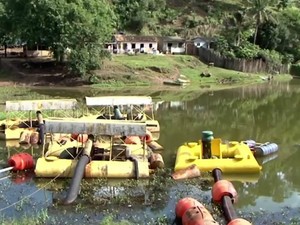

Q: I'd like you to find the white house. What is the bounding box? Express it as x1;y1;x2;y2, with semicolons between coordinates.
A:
161;36;186;54
192;37;212;49
107;34;159;54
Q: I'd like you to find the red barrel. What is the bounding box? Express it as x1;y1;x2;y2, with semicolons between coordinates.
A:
8;153;35;171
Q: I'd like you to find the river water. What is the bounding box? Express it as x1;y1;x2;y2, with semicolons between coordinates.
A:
0;80;300;224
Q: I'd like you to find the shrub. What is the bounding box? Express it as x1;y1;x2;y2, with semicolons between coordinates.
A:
290;64;300;76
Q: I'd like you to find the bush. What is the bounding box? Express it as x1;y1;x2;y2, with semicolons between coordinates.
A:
234;43;260;59
290;64;300;76
257;49;283;65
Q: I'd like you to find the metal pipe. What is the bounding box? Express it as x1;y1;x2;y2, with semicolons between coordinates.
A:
0;166;13;174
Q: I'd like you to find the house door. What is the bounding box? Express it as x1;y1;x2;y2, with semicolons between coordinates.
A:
167;43;172;54
123;43;128;52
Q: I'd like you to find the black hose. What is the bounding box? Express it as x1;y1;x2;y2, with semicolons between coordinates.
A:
64;155;90;205
212;168;222;182
212;168;239;223
127;156;139;180
222;196;238;222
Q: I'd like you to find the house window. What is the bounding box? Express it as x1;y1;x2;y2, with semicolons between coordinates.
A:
132;43;136;49
149;43;153;48
123;43;128;50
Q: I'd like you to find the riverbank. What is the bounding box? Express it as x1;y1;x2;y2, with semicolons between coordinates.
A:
0;55;292;88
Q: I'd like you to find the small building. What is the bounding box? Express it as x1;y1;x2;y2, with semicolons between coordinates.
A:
106;34;159;54
191;37;213;49
160;36;186;54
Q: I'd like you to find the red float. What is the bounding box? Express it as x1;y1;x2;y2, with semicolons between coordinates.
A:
175;197;203;219
182;205;218;225
227;218;252;225
212;180;237;203
71;133;79;140
8;153;35;171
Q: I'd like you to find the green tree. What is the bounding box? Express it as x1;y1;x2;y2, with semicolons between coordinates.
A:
1;0;115;76
223;11;251;46
0;0;18;57
277;6;300;62
245;0;278;44
256;21;280;50
113;0;166;34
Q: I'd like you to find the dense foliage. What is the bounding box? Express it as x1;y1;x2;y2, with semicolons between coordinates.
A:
0;0;115;76
1;0;300;76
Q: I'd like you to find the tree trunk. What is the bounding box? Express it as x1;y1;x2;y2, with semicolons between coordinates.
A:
4;44;7;58
253;17;260;45
253;25;258;44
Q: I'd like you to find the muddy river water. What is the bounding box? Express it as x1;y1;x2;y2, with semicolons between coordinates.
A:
0;80;300;224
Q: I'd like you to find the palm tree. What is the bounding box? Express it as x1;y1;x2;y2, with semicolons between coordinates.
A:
223;11;251;46
245;0;278;44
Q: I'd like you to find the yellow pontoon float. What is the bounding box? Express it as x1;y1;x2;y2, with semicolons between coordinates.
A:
35;118;164;179
0;98;78;140
174;131;262;174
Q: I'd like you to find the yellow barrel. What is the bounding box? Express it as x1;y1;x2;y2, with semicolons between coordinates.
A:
35;157;150;178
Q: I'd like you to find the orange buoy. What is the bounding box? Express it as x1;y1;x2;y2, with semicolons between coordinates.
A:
125;136;142;145
227;218;252;225
71;133;78;140
182;205;218;225
77;134;88;143
71;133;88;143
30;131;39;145
172;164;200;180
149;153;164;169
8;153;35;171
142;130;153;143
175;197;203;219
212;180;237;203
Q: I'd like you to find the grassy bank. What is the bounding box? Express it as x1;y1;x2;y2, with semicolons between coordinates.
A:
92;54;292;89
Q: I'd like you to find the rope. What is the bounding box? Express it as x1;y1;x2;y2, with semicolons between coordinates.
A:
0;167;67;213
0;175;10;181
0;146;83;213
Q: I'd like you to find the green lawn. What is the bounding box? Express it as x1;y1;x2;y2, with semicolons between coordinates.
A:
110;54;291;88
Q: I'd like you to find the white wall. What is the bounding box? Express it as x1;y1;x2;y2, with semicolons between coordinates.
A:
163;42;185;54
121;42;158;53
